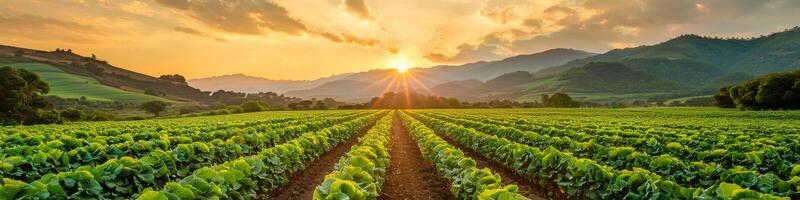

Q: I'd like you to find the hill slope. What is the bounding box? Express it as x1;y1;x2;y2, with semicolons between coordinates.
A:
479;27;800;102
539;27;800;76
0;45;209;102
4;62;170;102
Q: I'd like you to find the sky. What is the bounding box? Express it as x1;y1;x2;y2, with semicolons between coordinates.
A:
1;0;800;80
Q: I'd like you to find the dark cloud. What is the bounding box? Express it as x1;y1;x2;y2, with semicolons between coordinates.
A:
427;0;800;63
174;26;228;42
344;0;374;21
155;0;382;47
155;0;306;35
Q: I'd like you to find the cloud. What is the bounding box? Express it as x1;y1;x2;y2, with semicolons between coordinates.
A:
480;5;517;24
154;0;307;35
343;0;375;21
0;13;102;43
174;26;229;42
155;0;380;47
425;0;800;63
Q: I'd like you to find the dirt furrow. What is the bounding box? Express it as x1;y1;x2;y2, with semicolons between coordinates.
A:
380;113;453;200
267;124;374;200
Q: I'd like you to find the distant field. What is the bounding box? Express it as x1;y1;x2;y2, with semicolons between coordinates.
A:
513;91;668;102
5;62;170;102
664;95;713;104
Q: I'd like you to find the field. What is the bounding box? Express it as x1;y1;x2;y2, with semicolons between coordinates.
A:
1;108;799;199
5;63;171;102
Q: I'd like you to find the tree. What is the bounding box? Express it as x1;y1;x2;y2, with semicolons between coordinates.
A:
140;101;169;116
726;70;800;110
314;101;328;110
159;74;187;84
542;93;580;108
1;66;54;125
145;88;165;97
712;87;736;108
241;101;267;112
60;108;85;121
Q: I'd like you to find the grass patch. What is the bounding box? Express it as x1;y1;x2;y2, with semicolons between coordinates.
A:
5;62;171;102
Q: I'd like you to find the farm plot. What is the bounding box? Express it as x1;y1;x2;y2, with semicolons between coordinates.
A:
2;108;799;200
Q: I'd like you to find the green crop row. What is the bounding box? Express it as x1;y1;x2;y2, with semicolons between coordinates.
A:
418;112;800;196
133;111;387;200
433;112;800;179
0;111;383;199
407;111;789;200
313;111;394;199
0;112;370;182
398;112;529;200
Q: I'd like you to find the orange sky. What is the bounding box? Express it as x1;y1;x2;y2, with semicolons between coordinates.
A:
2;0;799;80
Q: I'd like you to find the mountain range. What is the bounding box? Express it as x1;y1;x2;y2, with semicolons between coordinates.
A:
227;27;800;102
3;27;800;103
190;48;597;101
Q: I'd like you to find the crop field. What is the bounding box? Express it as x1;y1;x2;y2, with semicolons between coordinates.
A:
1;108;799;199
5;63;170;102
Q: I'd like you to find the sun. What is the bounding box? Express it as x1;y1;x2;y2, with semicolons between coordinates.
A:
390;59;412;73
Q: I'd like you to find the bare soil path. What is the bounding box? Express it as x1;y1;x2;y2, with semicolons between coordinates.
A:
439;134;549;200
267;124;374;200
380;113;454;200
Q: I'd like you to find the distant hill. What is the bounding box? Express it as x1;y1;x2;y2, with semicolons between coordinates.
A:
474;27;800;102
0;45;209;102
431;79;483;97
540;27;800;76
555;62;691;93
283;80;386;102
183;48;591;102
187;73;352;94
188;48;594;101
472;71;535;93
423;48;596;81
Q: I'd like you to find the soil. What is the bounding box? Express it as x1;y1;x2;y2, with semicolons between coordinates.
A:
267;124;374;200
379;113;454;200
439;134;549;200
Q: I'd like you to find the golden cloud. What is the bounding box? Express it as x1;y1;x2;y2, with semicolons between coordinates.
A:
155;0;379;47
343;0;375;21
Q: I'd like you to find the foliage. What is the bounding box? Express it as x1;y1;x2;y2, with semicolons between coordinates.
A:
407;109;800;199
135;111;386;199
313;113;393;200
140;101;170;116
59;108;85;121
241;101;268;112
0;110;383;199
725;70;800;110
0;66;54;125
158;74;187;84
713;87;736;108
540;93;579;108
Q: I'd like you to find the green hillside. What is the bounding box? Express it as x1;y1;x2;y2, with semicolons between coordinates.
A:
484;27;800;102
6;62;170;102
0;45;211;103
540;27;800;76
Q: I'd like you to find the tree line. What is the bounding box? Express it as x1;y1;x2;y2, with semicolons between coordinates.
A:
713;70;800;110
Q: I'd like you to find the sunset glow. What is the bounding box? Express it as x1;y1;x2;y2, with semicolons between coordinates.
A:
390;58;412;73
0;1;798;80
